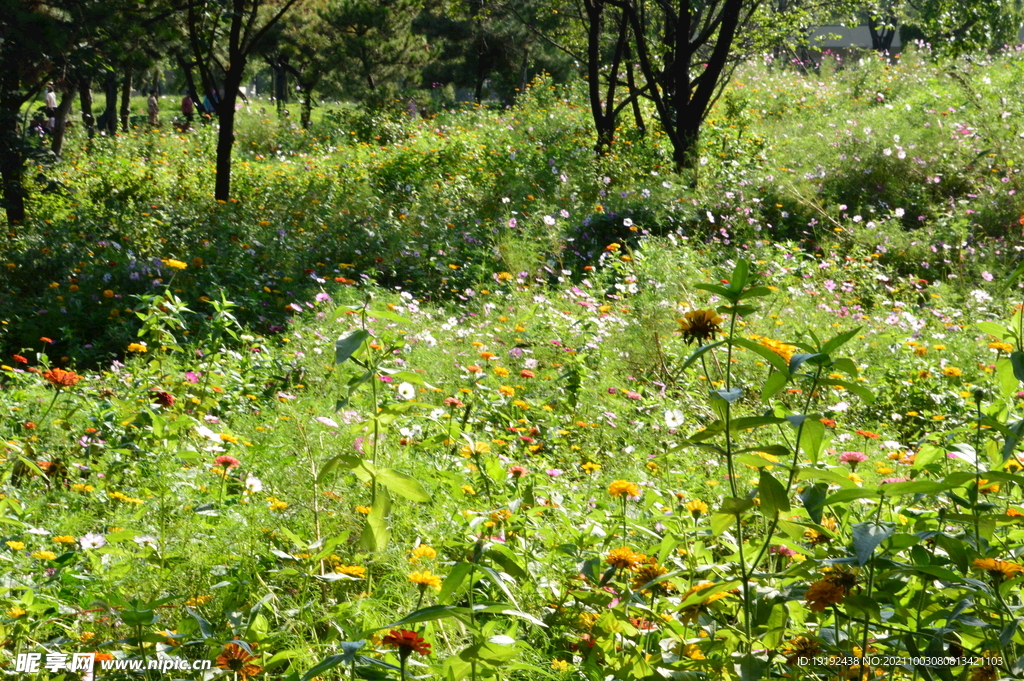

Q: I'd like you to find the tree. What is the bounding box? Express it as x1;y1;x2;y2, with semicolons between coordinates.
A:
185;0;303;200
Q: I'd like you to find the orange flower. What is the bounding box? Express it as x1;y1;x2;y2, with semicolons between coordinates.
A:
972;558;1024;581
43;367;81;388
215;643;262;679
804;579;846;612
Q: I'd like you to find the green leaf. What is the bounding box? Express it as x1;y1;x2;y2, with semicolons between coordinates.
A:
439;562;474;604
978;321;1011;340
913;444;945;470
797;419;826;464
789;353;822;374
798;483;829;524
380;604;466;629
879;480;952;496
851;522;894;566
758;469;790;517
824;488;880;505
1012;351;1024;384
376;468;431;502
358;490;391;552
710;513;734;536
366;308;411;325
761;371;789;401
820;326;862;355
732;336;790;373
818;378;875;404
735;653;768;681
335;329;370;364
681;340;727;371
711;387;743;403
471;604;547;627
301;643;366;681
459;641;519;665
729;259;750;291
719;497;755;515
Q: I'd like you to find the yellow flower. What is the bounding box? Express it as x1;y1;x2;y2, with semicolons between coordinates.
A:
219;433;239;444
804;579;847;612
685;500;709;518
185;594;213;607
31;551;57;560
6;607;26;618
749;334;797;363
53;535;76;544
460;485;476;495
498;385;515;396
127;343;147;352
608;480;641;498
989;341;1013;352
942;366;962;378
408;570;443;591
681;643;705;660
632;559;674;594
355;505;372;515
163;259;188;270
410;545;437;563
972;557;1024;581
103;289;114;298
335;565;366;578
581;462;602;474
5;541;25;551
550;659;571;672
493;366;510;377
267;497;289;512
605;547;645;570
677;309;724;345
71;483;94;493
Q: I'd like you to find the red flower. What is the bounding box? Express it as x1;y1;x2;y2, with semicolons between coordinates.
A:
215;455;241;469
12;355;27;364
151;390;175;407
520;369;535;378
215;643;262;679
855;429;881;439
382;629;431;658
819;418;836;428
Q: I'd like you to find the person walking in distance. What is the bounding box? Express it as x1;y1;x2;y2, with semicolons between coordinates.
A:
148;91;160;126
181;94;194;128
45;84;57;132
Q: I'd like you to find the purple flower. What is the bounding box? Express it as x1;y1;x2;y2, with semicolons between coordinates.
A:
315;292;331;302
185;371;201;383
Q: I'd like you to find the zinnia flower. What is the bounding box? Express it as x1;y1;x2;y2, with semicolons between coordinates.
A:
803;579;847;612
685;500;709;518
163;259;188;270
214;455;241;469
408;570;443;591
605;546;645;570
608;480;641;498
43;368;81;388
382;629;431;658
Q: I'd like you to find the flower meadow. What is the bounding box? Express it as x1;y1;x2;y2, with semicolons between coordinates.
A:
5;49;1024;681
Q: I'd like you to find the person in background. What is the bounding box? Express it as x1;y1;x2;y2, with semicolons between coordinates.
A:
45;84;57;132
148;91;160;126
181;94;194;127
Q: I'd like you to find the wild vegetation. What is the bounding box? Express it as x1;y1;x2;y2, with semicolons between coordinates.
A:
4;45;1024;681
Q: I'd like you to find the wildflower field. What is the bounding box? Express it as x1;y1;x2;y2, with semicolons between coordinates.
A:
7;49;1024;681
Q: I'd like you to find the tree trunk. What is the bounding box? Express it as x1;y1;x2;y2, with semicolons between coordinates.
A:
0;106;26;225
101;74;118;134
215;68;243;201
176;53;202;109
300;83;313;128
625;47;644;134
80;78;95;139
274;62;287;114
120;70;132;132
51;89;76;156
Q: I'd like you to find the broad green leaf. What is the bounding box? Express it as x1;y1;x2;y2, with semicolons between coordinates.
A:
879;480;952;496
820;326;862;355
824;488;880;505
758;469;790;517
335;329;370;364
366;308;411;324
681;340;727;371
380;604;466;629
913;444;945;470
732;337;789;373
978;321;1011;340
761;371;789;401
358;490;391;552
376;468;430;502
439;562;474;604
851;522;894;566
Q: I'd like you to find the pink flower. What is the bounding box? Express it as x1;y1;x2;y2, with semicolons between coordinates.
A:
839;450;867;470
625;391;641;400
770;545;797;557
214;455;240;469
881;477;908;484
508;465;528;478
316;416;339;428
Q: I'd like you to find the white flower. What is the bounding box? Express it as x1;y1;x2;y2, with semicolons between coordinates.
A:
195;425;220;441
831;401;850;412
26;527;49;535
664;409;685;429
895;208;905;217
623;218;633;227
543;215;556;226
245;475;264;493
80;533;106;549
316;416;339;428
397;382;416;400
134;535;158;548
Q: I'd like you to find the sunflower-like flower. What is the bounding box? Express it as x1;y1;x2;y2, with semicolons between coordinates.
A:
972;557;1024;581
677;309;724;345
215;643;262;679
632;559;674;594
678;581;732;622
685;500;709;519
382;629;431;658
605;546;645;570
608;480;641;498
